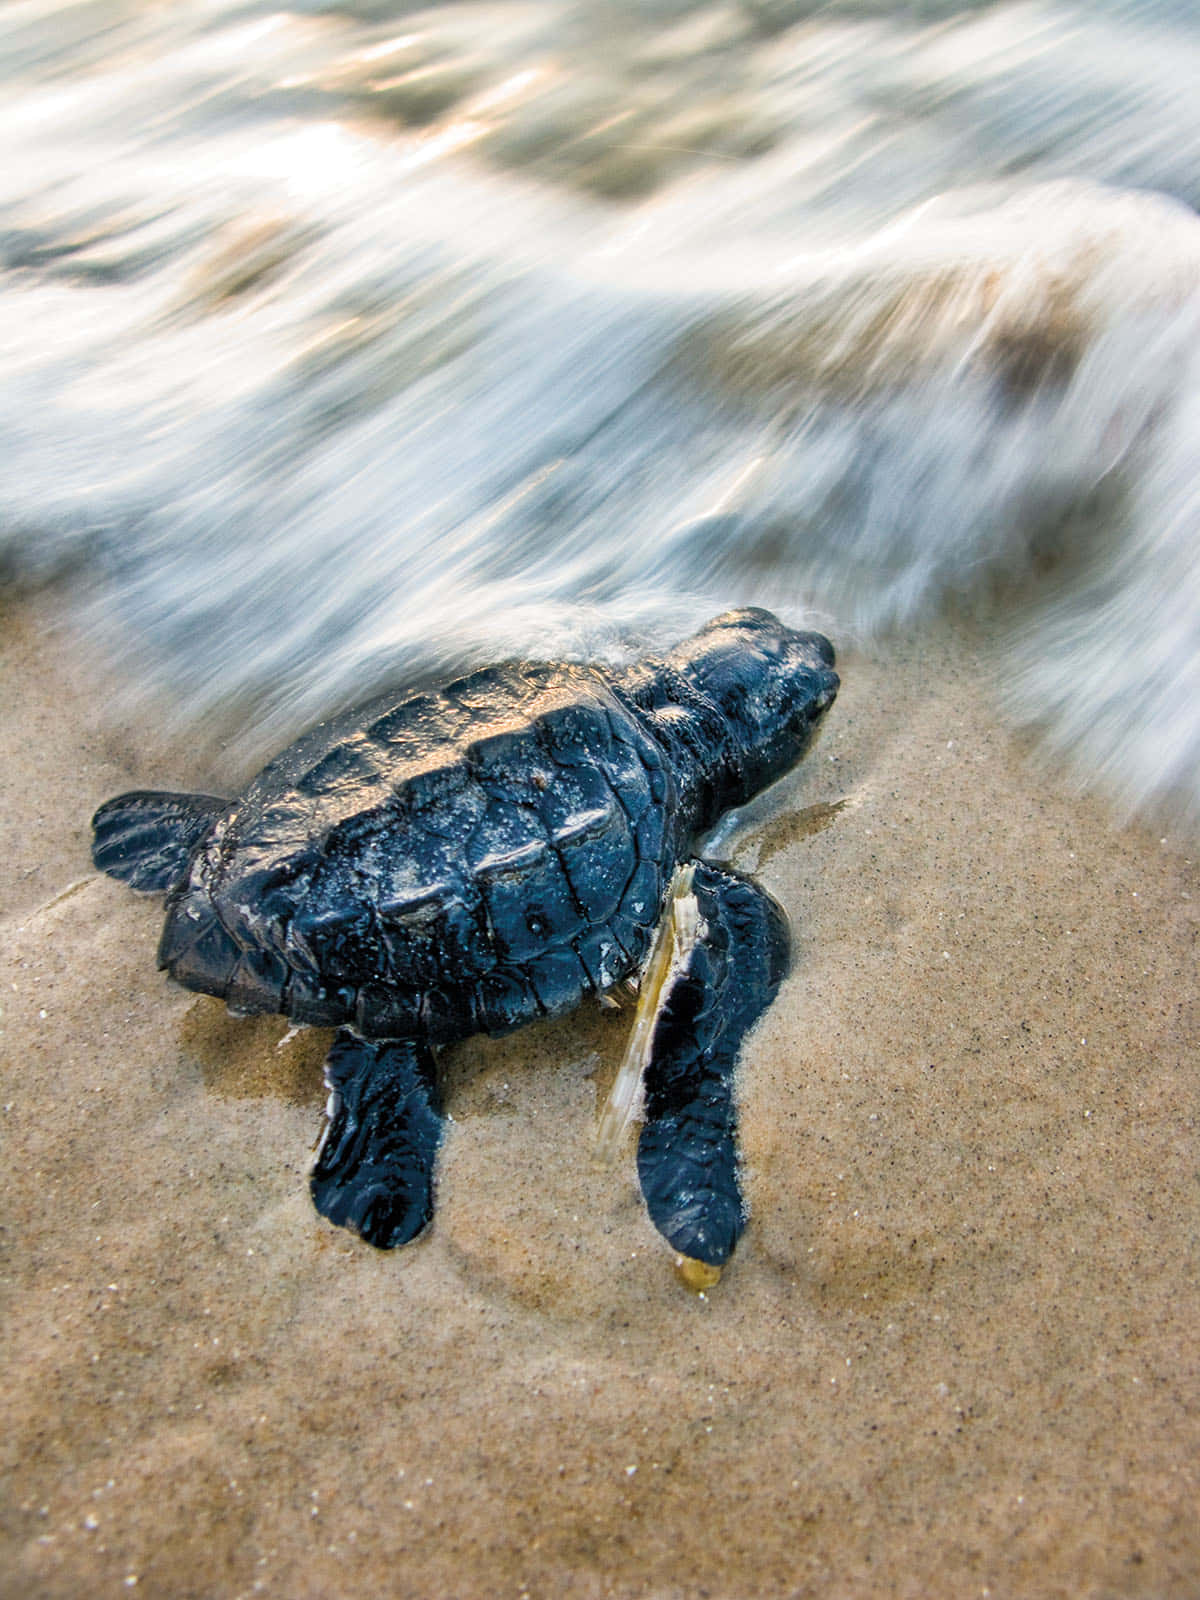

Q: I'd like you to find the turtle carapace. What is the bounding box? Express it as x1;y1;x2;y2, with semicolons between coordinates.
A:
91;609;838;1275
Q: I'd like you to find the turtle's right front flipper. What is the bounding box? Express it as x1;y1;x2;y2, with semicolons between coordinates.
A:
91;790;226;892
310;1031;444;1249
633;862;791;1273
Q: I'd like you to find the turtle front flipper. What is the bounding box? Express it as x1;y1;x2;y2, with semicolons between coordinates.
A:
633;862;790;1273
91;790;226;892
310;1031;444;1249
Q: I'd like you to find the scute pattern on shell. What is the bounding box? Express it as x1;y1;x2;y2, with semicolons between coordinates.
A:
165;660;677;1042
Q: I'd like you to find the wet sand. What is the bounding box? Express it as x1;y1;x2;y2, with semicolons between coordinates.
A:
2;600;1198;1599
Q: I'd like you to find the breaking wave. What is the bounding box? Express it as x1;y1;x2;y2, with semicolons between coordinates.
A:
3;0;1200;817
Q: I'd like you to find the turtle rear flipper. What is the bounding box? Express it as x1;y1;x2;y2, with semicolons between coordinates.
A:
635;862;790;1270
91;790;225;892
311;1031;444;1249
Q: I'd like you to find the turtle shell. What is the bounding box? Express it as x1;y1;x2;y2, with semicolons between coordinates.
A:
161;662;678;1042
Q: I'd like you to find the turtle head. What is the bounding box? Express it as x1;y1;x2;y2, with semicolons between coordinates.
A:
668;608;839;814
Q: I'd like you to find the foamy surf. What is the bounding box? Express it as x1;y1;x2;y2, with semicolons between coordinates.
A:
3;0;1200;819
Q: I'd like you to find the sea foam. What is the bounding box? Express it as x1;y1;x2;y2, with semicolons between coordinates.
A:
3;0;1200;818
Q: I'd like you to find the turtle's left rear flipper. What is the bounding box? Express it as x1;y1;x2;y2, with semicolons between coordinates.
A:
636;863;790;1270
310;1031;444;1249
91;790;226;892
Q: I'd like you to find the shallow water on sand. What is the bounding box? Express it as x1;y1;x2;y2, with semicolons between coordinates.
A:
3;605;1199;1597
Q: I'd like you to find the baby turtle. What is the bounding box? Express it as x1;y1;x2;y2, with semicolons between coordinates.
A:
92;609;837;1272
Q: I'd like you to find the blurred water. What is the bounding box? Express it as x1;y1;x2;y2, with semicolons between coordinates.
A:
2;0;1200;814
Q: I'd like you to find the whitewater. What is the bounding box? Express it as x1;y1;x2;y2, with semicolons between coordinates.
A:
3;0;1200;818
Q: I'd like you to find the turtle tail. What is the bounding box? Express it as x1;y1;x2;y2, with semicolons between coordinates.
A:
91;789;225;893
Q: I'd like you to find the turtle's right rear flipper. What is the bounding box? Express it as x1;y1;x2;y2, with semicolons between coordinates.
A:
311;1031;444;1249
91;790;225;892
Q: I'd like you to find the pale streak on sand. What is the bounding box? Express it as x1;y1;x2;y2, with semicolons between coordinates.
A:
2;600;1198;1599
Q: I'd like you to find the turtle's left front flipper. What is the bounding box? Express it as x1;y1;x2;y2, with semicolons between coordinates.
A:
310;1031;444;1249
636;863;790;1270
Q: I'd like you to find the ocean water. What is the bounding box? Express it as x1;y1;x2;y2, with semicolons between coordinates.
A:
2;0;1200;816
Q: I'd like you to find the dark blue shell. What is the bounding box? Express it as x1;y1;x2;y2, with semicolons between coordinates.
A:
162;662;677;1043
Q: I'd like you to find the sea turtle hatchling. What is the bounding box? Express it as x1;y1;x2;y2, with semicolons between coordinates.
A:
92;609;838;1275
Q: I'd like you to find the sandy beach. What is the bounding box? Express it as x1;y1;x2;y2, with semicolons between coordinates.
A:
2;596;1197;1599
